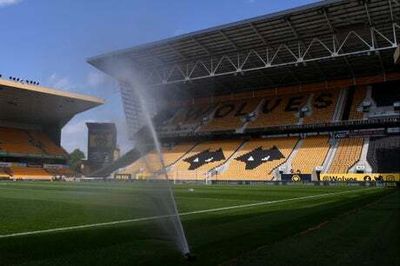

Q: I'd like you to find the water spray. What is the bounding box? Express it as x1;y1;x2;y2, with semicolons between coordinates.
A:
89;59;191;257
124;78;190;256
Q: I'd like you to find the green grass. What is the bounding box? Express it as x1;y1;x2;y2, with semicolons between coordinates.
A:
0;182;397;265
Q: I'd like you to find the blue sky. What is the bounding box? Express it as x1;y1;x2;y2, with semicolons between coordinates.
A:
0;0;319;156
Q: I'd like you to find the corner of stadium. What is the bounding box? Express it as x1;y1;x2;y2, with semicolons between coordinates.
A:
0;78;104;180
88;0;400;185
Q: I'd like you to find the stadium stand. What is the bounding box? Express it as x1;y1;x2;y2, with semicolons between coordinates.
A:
303;90;339;124
166;104;216;131
0;76;103;180
45;167;74;177
162;143;199;166
90;78;400;181
0;128;43;155
88;0;400;183
291;136;330;174
247;94;308;129
200;98;261;131
95;79;400;181
0;127;66;156
367;136;400;173
122;152;160;178
348;86;366;120
119;142;198;178
328;138;364;173
170;140;242;180
217;137;298;180
10;166;52;180
29;131;66;156
0;167;10;179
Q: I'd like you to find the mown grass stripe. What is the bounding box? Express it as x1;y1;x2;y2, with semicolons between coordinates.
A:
0;187;376;239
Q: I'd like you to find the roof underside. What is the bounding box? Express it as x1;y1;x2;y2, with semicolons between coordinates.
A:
0;79;104;127
89;0;400;97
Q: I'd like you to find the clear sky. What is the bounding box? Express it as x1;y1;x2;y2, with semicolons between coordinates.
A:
0;0;319;156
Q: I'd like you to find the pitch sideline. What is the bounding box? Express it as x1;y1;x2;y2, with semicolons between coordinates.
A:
0;187;376;239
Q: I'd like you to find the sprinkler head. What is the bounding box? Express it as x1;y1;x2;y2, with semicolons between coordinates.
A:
184;253;196;261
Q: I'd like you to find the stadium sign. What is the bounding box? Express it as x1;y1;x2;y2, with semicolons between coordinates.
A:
281;174;312;182
43;164;67;169
321;173;400;182
114;174;131;180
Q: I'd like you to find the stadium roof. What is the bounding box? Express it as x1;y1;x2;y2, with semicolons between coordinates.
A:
88;0;400;96
0;78;104;127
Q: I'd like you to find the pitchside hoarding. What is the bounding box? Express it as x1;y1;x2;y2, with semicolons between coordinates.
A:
281;174;312;182
320;173;400;182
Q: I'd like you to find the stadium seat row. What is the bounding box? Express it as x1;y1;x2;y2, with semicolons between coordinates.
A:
160;87;364;133
0;166;73;180
117;133;396;181
0;127;67;157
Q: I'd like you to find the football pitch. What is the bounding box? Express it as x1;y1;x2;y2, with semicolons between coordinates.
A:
0;182;398;265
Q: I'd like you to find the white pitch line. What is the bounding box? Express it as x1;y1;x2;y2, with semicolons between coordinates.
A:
0;188;375;239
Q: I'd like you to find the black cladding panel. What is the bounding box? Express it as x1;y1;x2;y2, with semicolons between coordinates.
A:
372;80;400;107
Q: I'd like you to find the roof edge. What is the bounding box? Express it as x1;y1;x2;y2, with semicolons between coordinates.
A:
0;78;105;105
87;0;344;64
